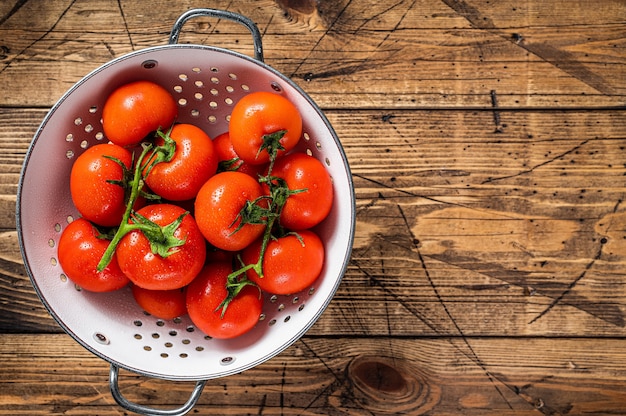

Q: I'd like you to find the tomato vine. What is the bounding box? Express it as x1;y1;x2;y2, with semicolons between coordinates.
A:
96;132;186;272
214;129;307;316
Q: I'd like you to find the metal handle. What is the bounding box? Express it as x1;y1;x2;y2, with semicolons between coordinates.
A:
109;364;207;416
168;8;264;62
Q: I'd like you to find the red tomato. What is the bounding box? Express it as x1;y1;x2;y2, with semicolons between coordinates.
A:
70;143;135;227
267;152;334;230
145;123;218;201
229;91;302;165
186;262;262;339
242;229;324;295
131;285;187;320
116;204;206;290
57;218;129;292
102;80;178;147
213;131;265;177
194;171;267;251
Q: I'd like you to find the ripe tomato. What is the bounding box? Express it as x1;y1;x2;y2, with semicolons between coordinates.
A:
102;80;178;147
242;229;324;295
116;204;206;290
267;152;334;230
229;91;302;165
186;262;262;339
57;218;129;292
131;285;187;320
194;171;267;251
213;131;265;177
145;123;218;201
70;143;134;227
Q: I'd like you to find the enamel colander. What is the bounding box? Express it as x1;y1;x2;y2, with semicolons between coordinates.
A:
16;9;355;415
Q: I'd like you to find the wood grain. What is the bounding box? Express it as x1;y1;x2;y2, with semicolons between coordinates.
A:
1;334;626;415
3;109;626;338
2;0;626;414
0;0;624;108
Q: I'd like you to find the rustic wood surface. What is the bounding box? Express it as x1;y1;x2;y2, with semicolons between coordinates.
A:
1;0;625;415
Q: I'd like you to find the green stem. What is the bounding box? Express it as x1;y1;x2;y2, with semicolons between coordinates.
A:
143;127;176;179
257;129;286;173
97;144;154;271
96;127;184;272
226;212;277;282
215;128;312;317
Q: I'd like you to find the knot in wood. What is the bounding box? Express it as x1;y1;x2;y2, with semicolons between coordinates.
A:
352;358;405;394
346;355;439;414
275;0;326;28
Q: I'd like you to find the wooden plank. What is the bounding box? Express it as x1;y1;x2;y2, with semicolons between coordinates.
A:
0;0;624;108
3;1;625;414
1;334;626;415
3;108;626;337
323;108;626;337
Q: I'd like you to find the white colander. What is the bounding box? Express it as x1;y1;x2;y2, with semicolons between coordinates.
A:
16;9;355;416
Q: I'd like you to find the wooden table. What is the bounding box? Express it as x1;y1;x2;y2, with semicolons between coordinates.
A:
2;0;626;414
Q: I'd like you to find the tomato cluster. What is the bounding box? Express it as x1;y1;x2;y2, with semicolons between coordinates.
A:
58;80;334;339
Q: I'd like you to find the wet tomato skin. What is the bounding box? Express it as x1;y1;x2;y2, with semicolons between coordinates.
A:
145;123;218;201
213;131;266;177
131;285;188;320
194;171;267;251
186;262;263;339
102;80;178;147
70;143;135;227
57;218;130;292
229;91;302;165
265;152;333;230
116;204;206;290
242;229;324;295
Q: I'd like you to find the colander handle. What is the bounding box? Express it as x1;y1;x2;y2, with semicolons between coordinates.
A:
168;8;264;62
109;364;207;416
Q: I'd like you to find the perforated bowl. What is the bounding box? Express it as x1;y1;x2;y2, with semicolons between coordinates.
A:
16;9;355;416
